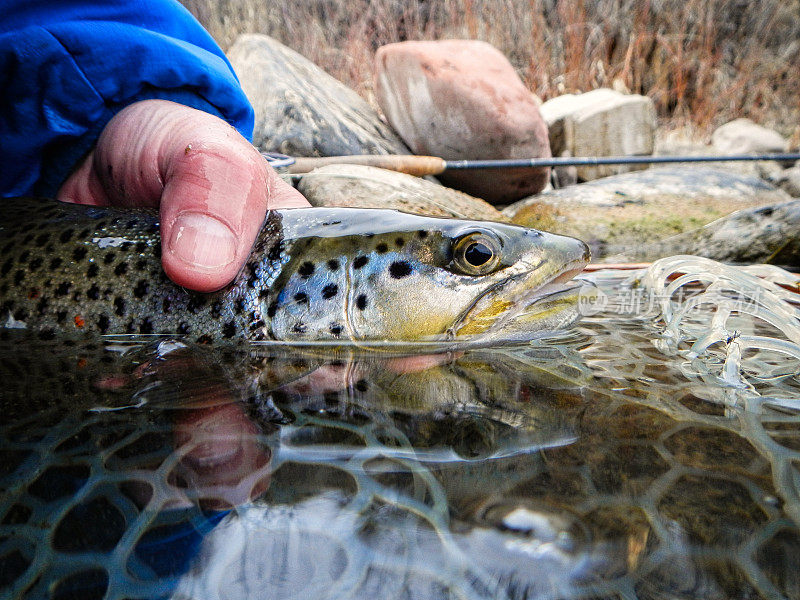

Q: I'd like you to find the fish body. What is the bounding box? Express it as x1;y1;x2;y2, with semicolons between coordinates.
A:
0;198;590;342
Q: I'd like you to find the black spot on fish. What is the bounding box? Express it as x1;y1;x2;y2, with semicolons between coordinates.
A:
28;257;43;272
37;328;55;341
327;259;340;271
294;292;308;304
268;241;284;262
267;302;278;318
163;298;172;313
54;281;71;297
356;294;368;310
376;243;389;254
1;258;12;276
321;284;338;299
177;323;190;335
126;319;136;334
18;250;29;263
35;297;48;314
235;299;246;314
136;241;147;253
56;311;67;323
35;233;49;246
139;318;153;334
0;242;12;255
97;314;110;334
329;323;342;336
49;257;63;270
136;259;147;270
355;380;369;392
114;262;128;276
298;262;315;278
82;263;97;278
153;245;161;259
395;237;405;248
72;290;82;302
222;320;237;338
249;319;265;331
103;252;115;265
417;230;428;239
197;334;212;345
133;280;149;299
12;308;27;321
186;295;206;313
87;285;100;300
292;322;307;333
353;256;369;269
389;261;413;278
60;229;74;244
211;301;222;318
113;297;126;317
78;228;90;239
22;234;33;245
73;247;87;261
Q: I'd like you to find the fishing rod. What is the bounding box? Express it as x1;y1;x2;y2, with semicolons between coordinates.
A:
262;152;800;177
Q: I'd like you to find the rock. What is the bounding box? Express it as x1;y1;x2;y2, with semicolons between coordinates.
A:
228;34;409;157
711;118;788;156
769;164;800;197
503;167;791;260
650;200;800;266
374;40;550;204
538;89;656;181
295;164;508;221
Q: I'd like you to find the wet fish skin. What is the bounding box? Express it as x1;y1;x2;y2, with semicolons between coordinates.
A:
0;198;590;342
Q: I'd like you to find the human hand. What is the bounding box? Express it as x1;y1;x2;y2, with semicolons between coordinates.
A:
58;99;310;292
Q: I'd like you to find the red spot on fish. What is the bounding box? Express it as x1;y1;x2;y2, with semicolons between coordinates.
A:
74;315;85;328
27;289;39;299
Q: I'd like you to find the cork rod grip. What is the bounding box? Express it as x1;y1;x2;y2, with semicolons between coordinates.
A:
287;155;448;177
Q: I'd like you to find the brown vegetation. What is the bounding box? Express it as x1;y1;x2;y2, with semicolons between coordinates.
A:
181;0;800;135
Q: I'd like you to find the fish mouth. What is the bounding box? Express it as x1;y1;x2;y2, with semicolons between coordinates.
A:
452;255;590;338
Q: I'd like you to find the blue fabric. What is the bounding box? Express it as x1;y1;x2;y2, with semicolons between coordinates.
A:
0;0;255;197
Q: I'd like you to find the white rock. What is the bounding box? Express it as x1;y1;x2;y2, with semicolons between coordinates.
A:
539;89;656;181
711;118;788;156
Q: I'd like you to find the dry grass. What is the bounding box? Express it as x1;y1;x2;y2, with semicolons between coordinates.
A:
181;0;800;136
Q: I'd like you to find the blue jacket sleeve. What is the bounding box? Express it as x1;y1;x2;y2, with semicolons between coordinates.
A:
0;0;255;197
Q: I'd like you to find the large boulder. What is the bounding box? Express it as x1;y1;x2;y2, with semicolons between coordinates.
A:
711;118;788;156
228;34;410;157
647;200;800;266
503;167;791;260
770;163;800;197
538;89;656;181
374;40;550;204
295;164;508;221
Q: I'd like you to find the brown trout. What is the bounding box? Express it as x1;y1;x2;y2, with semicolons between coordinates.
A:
0;198;590;343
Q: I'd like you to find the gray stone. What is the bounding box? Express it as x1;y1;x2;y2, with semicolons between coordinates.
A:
538;89;656;181
649;200;800;266
295;164;508;221
711;118;788;156
503;167;791;260
228;34;409;157
769;164;800;197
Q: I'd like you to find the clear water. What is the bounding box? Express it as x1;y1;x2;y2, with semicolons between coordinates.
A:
1;257;800;600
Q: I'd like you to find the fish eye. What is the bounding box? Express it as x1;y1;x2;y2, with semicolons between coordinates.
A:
452;231;502;275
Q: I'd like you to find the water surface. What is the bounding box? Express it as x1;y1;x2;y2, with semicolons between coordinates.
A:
2;259;799;600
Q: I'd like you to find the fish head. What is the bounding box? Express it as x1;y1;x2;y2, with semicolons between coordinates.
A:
265;209;590;342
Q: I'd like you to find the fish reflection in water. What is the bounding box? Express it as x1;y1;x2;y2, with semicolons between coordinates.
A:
2;262;800;600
